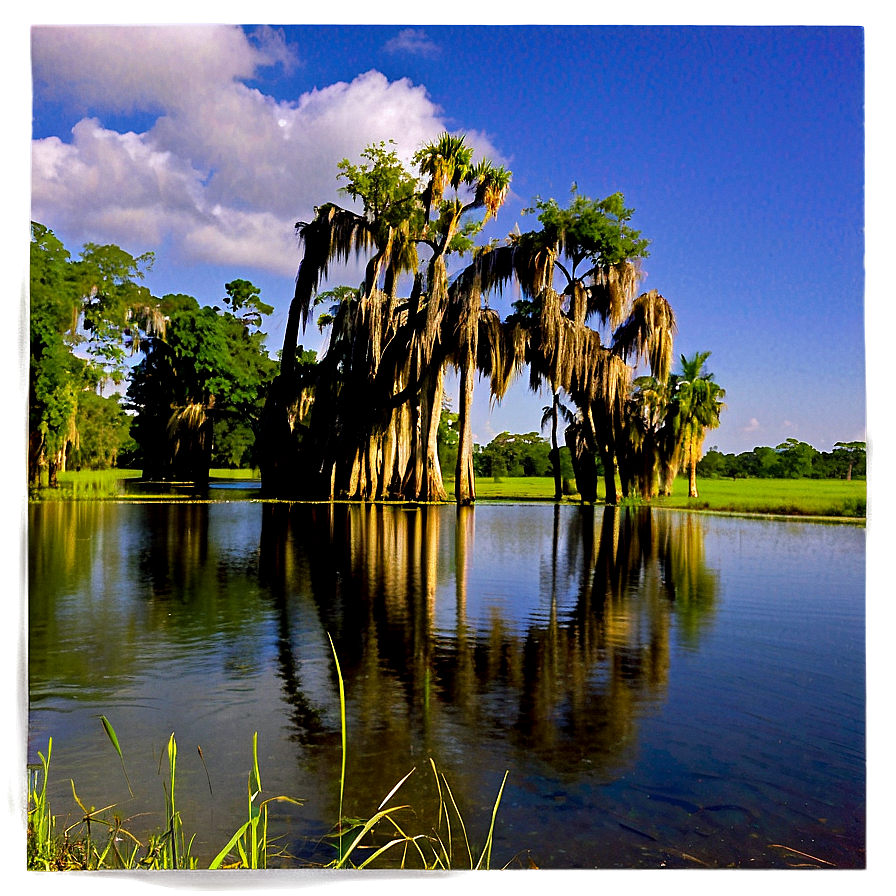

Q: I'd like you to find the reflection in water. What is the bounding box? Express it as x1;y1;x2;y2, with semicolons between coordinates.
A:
258;504;718;778
30;501;863;868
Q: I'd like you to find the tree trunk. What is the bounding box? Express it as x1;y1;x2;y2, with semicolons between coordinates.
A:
421;368;447;502
598;443;619;505
455;357;476;506
28;432;44;487
550;391;562;501
688;458;699;498
565;426;598;504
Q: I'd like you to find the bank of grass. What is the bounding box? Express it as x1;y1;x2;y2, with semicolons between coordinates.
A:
31;469;866;518
457;475;865;519
28;468;143;500
29;468;257;500
209;468;261;479
654;476;866;518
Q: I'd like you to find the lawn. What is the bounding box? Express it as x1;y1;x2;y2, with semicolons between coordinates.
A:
654;476;866;518
34;470;866;518
452;475;866;518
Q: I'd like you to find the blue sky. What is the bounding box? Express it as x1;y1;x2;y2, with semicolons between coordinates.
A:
26;21;866;454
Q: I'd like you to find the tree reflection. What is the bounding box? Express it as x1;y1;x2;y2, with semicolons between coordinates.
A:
267;504;718;780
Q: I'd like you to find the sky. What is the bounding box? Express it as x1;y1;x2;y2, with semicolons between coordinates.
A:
22;19;868;456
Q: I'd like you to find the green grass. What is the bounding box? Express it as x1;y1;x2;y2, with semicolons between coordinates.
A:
654;476;866;518
450;476;569;501
28;641;512;871
29;469;142;500
32;469;866;518
209;468;261;480
447;475;865;518
29;468;259;501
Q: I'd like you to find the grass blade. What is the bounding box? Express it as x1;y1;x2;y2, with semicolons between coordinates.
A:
439;771;472;867
251;731;262;794
197;745;213;795
376;767;415;811
100;715;133;796
209;821;251;869
333;805;412;868
475;770;509;870
327;632;347;828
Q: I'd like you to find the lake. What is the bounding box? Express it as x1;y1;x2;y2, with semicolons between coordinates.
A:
27;499;865;869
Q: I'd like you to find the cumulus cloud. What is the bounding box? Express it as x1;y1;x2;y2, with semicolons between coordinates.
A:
743;418;760;432
384;29;440;57
31;25;502;277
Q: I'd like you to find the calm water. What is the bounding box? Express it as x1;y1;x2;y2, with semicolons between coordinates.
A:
28;501;865;868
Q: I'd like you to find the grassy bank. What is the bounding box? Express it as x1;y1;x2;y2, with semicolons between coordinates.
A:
457;475;866;518
30;470;866;518
29;468;257;500
654;476;866;518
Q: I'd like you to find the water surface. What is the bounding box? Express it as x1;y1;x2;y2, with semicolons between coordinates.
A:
28;502;865;868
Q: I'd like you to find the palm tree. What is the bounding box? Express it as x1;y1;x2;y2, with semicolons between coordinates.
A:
540;391;575;500
668;351;726;498
464;190;674;504
263;137;513;504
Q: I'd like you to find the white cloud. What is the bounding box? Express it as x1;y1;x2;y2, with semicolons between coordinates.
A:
31;26;504;277
743;417;760;432
384;29;440;57
31;24;288;113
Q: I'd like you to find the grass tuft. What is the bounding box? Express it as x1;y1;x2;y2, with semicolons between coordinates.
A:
28;651;512;872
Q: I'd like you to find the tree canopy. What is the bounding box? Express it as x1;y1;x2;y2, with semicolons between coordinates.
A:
29;222;279;487
127;287;278;481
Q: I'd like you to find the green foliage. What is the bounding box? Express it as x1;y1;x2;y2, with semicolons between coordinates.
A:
69;391;135;470
698;440;866;481
437;404;459;475
73;241;155;382
338;140;423;238
524;185;651;274
29;223;163;486
127;285;278;479
223;278;274;322
314;285;360;332
473;431;554;478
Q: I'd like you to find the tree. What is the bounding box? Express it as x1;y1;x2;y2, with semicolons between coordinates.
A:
264;136;512;504
667;352;726;498
72;241;160;386
774;438;818;479
833;441;866;480
128;285;277;481
69;392;135;470
466;186;674;503
475;431;553;478
29;223;162;487
540;392;576;499
437;403;460;478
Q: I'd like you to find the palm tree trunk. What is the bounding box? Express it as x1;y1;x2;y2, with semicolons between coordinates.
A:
565;426;598;504
688;457;699;498
551;390;562;501
455;357;476;505
421;368;447;502
598;443;619;505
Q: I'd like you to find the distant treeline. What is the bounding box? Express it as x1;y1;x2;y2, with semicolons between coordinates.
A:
697;439;865;480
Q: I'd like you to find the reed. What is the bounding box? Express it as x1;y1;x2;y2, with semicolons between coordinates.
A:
321;633;510;870
209;732;303;869
27;642;512;871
